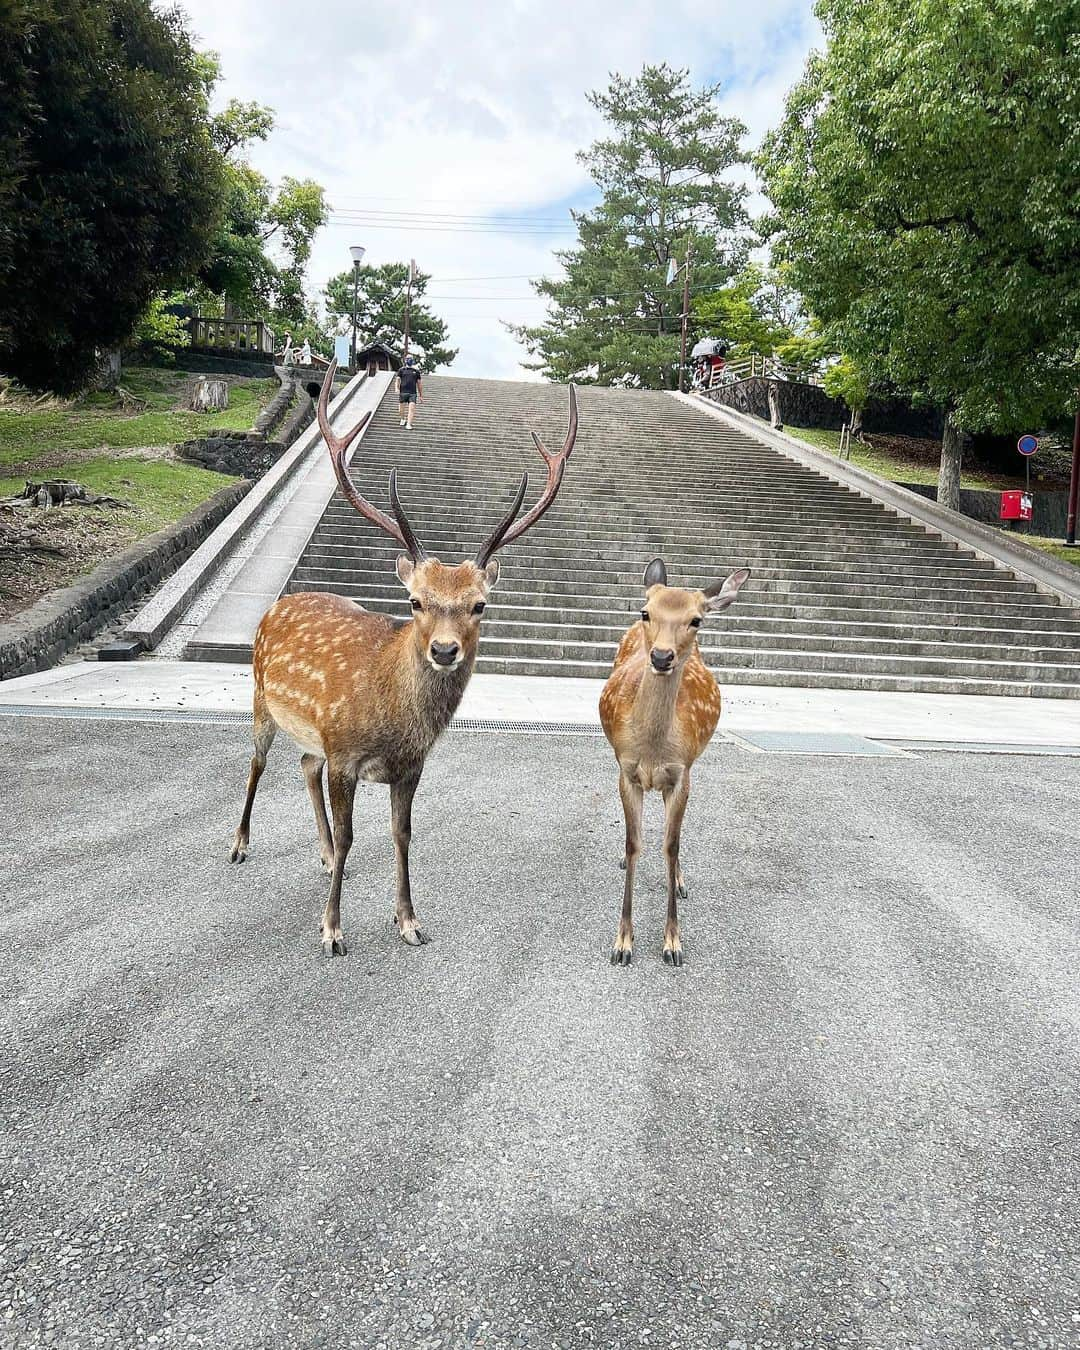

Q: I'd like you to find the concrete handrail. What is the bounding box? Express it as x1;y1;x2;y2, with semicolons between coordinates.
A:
127;368;371;649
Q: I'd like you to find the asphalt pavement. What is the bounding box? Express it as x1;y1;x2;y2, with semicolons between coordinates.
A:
1;716;1077;1349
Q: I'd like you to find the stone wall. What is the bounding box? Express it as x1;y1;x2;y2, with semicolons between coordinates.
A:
900;482;1069;537
176;367;315;480
704;378;944;438
0;482;249;680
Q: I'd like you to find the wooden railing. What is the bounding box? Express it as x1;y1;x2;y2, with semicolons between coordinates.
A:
188;318;276;355
719;353;827;387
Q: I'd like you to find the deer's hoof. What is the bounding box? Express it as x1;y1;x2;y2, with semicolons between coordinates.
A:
321;933;347;958
610;944;632;967
618;857;627;871
229;842;247;864
662;945;685;968
399;924;430;947
676;881;689;900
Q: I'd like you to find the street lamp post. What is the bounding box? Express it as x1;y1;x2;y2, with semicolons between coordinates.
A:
349;244;366;371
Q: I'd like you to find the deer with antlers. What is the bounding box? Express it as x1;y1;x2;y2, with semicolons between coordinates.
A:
229;361;578;956
599;557;751;967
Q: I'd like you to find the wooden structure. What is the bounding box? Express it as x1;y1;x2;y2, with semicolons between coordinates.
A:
355;342;402;377
188;317;275;356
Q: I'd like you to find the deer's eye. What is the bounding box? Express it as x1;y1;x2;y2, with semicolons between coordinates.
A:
689;616;702;629
472;601;486;616
410;598;423;611
641;610;650;622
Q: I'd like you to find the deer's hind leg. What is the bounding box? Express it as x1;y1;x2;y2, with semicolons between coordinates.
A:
230;687;277;863
301;753;335;874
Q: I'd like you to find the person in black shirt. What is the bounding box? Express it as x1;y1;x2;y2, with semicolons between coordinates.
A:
396;356;422;429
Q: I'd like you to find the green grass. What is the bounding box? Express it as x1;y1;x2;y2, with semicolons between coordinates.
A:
1013;535;1080;568
0;366;276;468
0;457;236;538
787;425;1022;491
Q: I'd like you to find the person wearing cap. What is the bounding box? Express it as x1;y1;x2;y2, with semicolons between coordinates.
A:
396;356;422;429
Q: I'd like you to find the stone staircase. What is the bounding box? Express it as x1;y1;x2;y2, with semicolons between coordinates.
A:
286;376;1080;697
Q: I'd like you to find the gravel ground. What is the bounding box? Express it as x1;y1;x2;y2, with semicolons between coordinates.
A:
0;718;1077;1349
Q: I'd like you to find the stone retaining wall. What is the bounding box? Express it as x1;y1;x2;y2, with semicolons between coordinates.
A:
176;430;289;479
0;482;250;680
900;481;1069;538
704;378;945;438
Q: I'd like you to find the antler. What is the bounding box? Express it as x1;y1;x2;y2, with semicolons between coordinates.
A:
315;360;426;560
476;384;578;567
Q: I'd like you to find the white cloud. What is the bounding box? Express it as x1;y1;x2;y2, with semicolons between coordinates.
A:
173;0;818;378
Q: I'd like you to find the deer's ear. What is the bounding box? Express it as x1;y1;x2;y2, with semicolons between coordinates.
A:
703;567;751;612
643;557;668;589
483;558;500;589
396;555;415;587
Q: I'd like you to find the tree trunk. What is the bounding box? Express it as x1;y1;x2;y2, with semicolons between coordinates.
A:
188;377;229;413
850;407;864;441
938;410;963;512
92;348;122;392
767;381;783;430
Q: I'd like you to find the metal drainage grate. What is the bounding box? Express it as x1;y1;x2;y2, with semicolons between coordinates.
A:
0;704;604;736
727;730;909;757
452;718;603;736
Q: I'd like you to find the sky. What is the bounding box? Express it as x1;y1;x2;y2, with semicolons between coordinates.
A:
173;0;820;380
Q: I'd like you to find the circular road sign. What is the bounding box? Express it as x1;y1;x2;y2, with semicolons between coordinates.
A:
1018;434;1039;456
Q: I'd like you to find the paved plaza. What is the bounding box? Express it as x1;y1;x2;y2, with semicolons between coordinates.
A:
1;709;1077;1347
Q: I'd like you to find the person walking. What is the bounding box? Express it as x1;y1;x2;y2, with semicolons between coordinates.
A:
396;356;422;429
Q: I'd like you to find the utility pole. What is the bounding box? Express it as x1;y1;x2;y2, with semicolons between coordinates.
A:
403;258;416;359
1066;406;1080;546
678;239;693;394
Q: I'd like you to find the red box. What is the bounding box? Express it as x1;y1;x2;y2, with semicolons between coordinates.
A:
1000;490;1033;521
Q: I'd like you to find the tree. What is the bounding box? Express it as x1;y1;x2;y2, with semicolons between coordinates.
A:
822;353;872;438
513;64;748;388
0;0;226;393
758;0;1080;509
691;264;798;355
193;77;328;321
324;263;457;371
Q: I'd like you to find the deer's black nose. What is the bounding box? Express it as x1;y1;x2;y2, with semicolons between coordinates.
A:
650;648;675;672
430;641;460;667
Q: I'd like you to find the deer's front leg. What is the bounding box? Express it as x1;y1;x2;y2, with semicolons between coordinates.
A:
321;765;357;957
391;772;430;947
661;772;690;966
611;768;643;967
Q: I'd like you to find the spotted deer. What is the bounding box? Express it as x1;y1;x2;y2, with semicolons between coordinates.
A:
599;557;751;966
230;361;578;956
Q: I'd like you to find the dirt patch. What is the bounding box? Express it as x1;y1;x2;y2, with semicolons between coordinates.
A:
861;431;943;467
0;503;138;623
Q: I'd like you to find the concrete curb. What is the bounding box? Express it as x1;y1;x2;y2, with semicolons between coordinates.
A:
126;369;369;650
674;393;1080;608
0;481;250;680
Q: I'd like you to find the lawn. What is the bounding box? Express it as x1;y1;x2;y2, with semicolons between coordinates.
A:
0;364;268;624
0;365;277;468
786;424;1030;491
1013;535;1080;569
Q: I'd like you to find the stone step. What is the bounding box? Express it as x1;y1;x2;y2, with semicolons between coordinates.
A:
339;594;1080;643
280;376;1080;696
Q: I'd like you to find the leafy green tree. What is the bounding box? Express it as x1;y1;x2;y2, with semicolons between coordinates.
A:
691;265;797;355
758;0;1080;508
514;64;748;388
822;353;872;436
0;0;226;393
194;79;328;320
130;295;191;363
325;263;457;371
